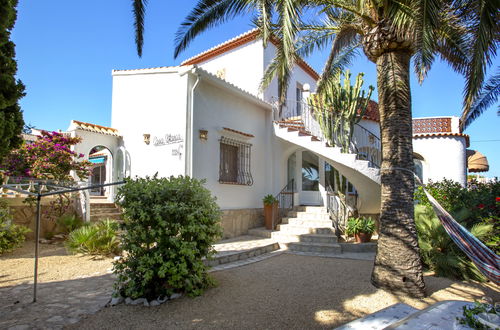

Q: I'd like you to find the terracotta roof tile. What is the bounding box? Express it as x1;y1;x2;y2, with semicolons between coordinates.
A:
362;100;379;122
222;127;255;138
71;120;120;136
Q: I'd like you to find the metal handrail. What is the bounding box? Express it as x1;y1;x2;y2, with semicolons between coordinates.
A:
273;99;381;168
326;185;354;237
271;179;295;230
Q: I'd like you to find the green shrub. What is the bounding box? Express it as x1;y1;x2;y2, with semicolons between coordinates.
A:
262;194;277;205
65;219;121;256
415;205;493;281
57;214;84;234
415;179;499;254
0;200;30;254
345;216;375;236
113;175;222;300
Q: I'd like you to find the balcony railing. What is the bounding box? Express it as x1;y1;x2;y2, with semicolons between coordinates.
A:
274;99;381;168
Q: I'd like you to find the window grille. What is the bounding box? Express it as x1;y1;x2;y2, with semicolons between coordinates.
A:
219;137;253;186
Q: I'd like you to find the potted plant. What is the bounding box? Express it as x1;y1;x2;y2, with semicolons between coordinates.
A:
263;194;278;230
345;216;375;243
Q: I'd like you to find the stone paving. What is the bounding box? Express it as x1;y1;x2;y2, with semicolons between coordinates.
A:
0;235;374;330
0;272;114;330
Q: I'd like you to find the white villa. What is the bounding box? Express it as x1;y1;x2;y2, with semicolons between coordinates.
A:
54;29;487;238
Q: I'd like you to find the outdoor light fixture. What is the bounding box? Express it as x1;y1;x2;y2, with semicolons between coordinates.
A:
199;129;208;141
143;134;151;145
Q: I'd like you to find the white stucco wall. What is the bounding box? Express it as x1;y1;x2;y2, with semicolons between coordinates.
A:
197;40;264;97
191;78;274;210
263;43;318;104
111;68;188;178
413;136;467;186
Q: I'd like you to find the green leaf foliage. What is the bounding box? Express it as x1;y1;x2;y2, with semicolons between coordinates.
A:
0;0;25;161
56;214;84;234
345;216;375;236
113;175;223;300
65;219;121;256
262;194;277;205
415;179;499;254
414;204;493;282
0;200;29;254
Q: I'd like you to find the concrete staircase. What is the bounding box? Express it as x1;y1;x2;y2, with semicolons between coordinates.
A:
89;198;122;222
249;206;342;255
274;120;381;214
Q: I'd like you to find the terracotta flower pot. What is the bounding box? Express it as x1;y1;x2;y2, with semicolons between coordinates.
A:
355;232;372;243
263;202;278;230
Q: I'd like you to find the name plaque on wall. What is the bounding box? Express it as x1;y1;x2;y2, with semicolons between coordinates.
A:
153;134;183;146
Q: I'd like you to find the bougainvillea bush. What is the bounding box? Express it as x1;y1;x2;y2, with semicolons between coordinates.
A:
0;131;90;180
113;175;222;300
0;131;91;221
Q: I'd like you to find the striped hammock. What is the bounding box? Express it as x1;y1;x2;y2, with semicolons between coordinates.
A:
422;188;500;285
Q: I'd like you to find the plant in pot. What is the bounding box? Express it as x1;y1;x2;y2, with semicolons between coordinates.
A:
262;194;278;230
345;216;375;243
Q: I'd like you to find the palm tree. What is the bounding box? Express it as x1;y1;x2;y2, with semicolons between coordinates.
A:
131;0;498;298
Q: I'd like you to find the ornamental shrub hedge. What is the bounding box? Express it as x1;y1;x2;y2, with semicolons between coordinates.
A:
113;175;222;300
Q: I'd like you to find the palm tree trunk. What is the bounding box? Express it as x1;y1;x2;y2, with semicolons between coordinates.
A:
371;50;426;298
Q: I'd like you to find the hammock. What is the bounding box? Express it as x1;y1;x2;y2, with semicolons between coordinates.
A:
422;188;500;285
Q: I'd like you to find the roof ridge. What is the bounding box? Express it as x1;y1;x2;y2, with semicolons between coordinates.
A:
180;29;320;80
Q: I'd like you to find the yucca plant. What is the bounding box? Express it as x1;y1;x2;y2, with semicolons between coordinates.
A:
56;214;84;234
65;219;121;256
414;205;492;282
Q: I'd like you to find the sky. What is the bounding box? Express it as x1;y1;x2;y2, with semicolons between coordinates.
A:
11;1;500;178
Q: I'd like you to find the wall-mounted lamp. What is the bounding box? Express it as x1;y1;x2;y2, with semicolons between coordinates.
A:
143;134;151;145
199;129;208;141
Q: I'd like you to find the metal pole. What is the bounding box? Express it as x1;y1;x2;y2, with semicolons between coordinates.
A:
33;188;41;303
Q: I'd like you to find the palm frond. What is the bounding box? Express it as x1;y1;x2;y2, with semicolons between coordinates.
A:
412;0;442;83
132;0;148;57
317;43;360;93
461;67;500;130
255;0;273;46
462;0;499;115
434;10;470;76
174;0;252;59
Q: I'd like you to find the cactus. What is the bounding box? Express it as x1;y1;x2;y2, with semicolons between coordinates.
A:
308;71;374;153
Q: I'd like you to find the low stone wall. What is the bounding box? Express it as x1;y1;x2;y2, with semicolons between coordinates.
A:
220;208;264;239
2;196;78;240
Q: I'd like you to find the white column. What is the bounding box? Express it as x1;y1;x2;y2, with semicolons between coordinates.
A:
319;157;326;206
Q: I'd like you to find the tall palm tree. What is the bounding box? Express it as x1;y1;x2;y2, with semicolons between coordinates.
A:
131;0;498;297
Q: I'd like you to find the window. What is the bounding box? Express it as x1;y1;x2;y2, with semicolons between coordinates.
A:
219;137;253;185
296;85;303;116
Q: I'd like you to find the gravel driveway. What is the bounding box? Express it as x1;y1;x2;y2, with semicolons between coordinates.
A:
69;253;499;330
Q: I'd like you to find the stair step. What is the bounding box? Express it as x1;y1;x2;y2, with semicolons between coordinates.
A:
339;242;377;253
293;206;327;213
335;303;419;330
90;213;122;221
280;124;305;130
203;242;280;267
287;211;330;219
286;242;341;254
299;234;338;244
282;218;333;227
276;225;335;235
90;203;117;208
